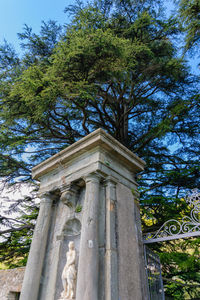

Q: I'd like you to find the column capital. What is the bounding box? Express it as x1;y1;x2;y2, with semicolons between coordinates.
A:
84;171;104;184
39;192;53;204
104;175;118;186
39;189;61;204
60;183;78;206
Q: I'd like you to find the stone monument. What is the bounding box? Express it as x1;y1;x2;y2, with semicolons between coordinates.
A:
19;129;148;300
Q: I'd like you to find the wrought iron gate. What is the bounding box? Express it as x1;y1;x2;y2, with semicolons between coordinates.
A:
144;246;165;300
142;189;200;299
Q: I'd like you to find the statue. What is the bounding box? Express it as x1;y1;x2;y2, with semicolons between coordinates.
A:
59;241;77;300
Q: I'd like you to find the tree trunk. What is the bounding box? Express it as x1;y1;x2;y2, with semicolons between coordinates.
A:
119;104;129;146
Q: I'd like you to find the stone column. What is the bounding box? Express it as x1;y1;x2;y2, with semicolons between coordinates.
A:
105;177;118;300
76;173;101;300
20;192;53;300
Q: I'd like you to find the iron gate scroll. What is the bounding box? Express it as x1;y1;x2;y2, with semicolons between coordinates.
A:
142;190;200;299
143;189;200;244
144;246;165;300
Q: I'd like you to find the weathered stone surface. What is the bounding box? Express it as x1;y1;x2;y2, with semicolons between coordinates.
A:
32;128;145;194
76;173;101;300
20;129;147;300
116;183;144;300
0;267;25;300
20;193;53;300
38;189;81;300
105;177;118;300
32;128;145;181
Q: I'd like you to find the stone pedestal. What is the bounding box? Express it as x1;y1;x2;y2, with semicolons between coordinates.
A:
20;129;148;300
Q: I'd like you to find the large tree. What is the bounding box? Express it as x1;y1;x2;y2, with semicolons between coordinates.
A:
179;0;200;53
0;0;199;297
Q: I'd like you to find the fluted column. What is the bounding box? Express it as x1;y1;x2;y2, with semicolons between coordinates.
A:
20;192;53;300
76;173;101;300
105;176;118;300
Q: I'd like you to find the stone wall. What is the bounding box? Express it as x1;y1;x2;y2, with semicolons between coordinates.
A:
0;267;25;300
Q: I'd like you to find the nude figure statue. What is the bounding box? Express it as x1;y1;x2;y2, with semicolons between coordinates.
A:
60;241;77;299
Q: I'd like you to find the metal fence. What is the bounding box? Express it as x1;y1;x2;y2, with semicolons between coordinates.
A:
144;246;165;300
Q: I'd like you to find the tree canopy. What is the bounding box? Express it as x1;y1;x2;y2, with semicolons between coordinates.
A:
0;0;199;298
179;0;200;53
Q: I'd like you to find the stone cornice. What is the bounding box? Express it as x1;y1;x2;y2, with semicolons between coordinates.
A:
32;128;146;180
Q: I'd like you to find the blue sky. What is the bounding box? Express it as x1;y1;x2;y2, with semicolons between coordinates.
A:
0;0;174;49
0;0;199;73
0;0;74;52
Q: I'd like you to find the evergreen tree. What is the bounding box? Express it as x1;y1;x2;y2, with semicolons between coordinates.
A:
0;0;199;297
179;0;200;53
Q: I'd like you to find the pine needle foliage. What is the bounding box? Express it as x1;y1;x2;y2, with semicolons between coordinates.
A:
0;0;199;297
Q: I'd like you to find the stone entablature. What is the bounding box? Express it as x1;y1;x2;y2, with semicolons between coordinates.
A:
32;128;145;194
0;267;25;300
32;128;145;179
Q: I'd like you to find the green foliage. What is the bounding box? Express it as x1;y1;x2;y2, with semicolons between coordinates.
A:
0;1;199;297
75;205;82;213
179;0;200;52
0;188;39;268
141;194;200;298
160;239;200;299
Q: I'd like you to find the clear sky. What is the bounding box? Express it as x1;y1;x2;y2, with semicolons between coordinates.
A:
0;0;174;49
0;0;74;52
0;0;199;73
